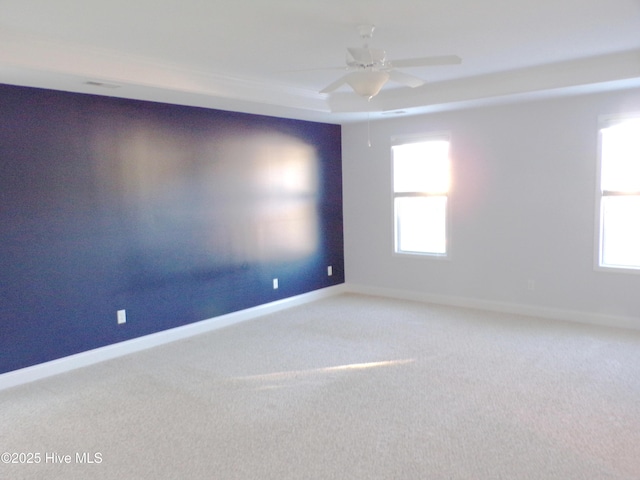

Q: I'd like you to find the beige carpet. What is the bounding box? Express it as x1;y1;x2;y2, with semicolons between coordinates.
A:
2;293;640;479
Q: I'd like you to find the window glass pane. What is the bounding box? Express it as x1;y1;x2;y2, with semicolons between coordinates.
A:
393;141;449;193
601;196;640;268
395;196;446;254
601;120;640;192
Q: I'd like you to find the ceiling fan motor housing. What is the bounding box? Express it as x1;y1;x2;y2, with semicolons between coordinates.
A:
347;47;387;70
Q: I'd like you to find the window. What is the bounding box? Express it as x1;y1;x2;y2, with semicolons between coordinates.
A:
392;136;450;256
597;116;640;271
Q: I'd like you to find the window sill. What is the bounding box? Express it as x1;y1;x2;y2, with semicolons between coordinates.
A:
393;251;450;260
594;264;640;275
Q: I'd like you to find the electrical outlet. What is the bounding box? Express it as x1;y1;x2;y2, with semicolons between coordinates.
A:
117;309;127;325
273;278;279;289
527;279;536;291
327;265;333;276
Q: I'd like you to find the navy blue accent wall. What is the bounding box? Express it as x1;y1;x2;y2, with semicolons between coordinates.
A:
0;84;344;374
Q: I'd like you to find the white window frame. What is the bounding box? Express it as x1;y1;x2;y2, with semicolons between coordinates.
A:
391;133;451;259
595;113;640;274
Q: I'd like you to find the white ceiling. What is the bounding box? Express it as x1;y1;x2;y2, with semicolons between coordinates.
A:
1;0;640;123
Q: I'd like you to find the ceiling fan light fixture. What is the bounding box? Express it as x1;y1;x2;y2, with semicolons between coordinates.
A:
316;25;461;101
346;71;390;99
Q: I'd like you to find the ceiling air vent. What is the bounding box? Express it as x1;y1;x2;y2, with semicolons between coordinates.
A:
84;80;122;89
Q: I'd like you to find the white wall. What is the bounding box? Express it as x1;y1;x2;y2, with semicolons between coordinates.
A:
342;88;640;327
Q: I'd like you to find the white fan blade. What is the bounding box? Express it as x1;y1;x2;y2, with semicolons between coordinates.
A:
391;55;462;68
388;70;426;88
280;66;346;73
320;75;349;94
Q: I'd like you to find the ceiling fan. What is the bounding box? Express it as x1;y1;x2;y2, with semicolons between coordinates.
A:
320;25;462;99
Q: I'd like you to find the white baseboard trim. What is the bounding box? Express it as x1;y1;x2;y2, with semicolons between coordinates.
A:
345;283;639;332
0;284;347;391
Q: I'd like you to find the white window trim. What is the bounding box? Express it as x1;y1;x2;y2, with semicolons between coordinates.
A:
390;132;452;260
594;113;640;275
